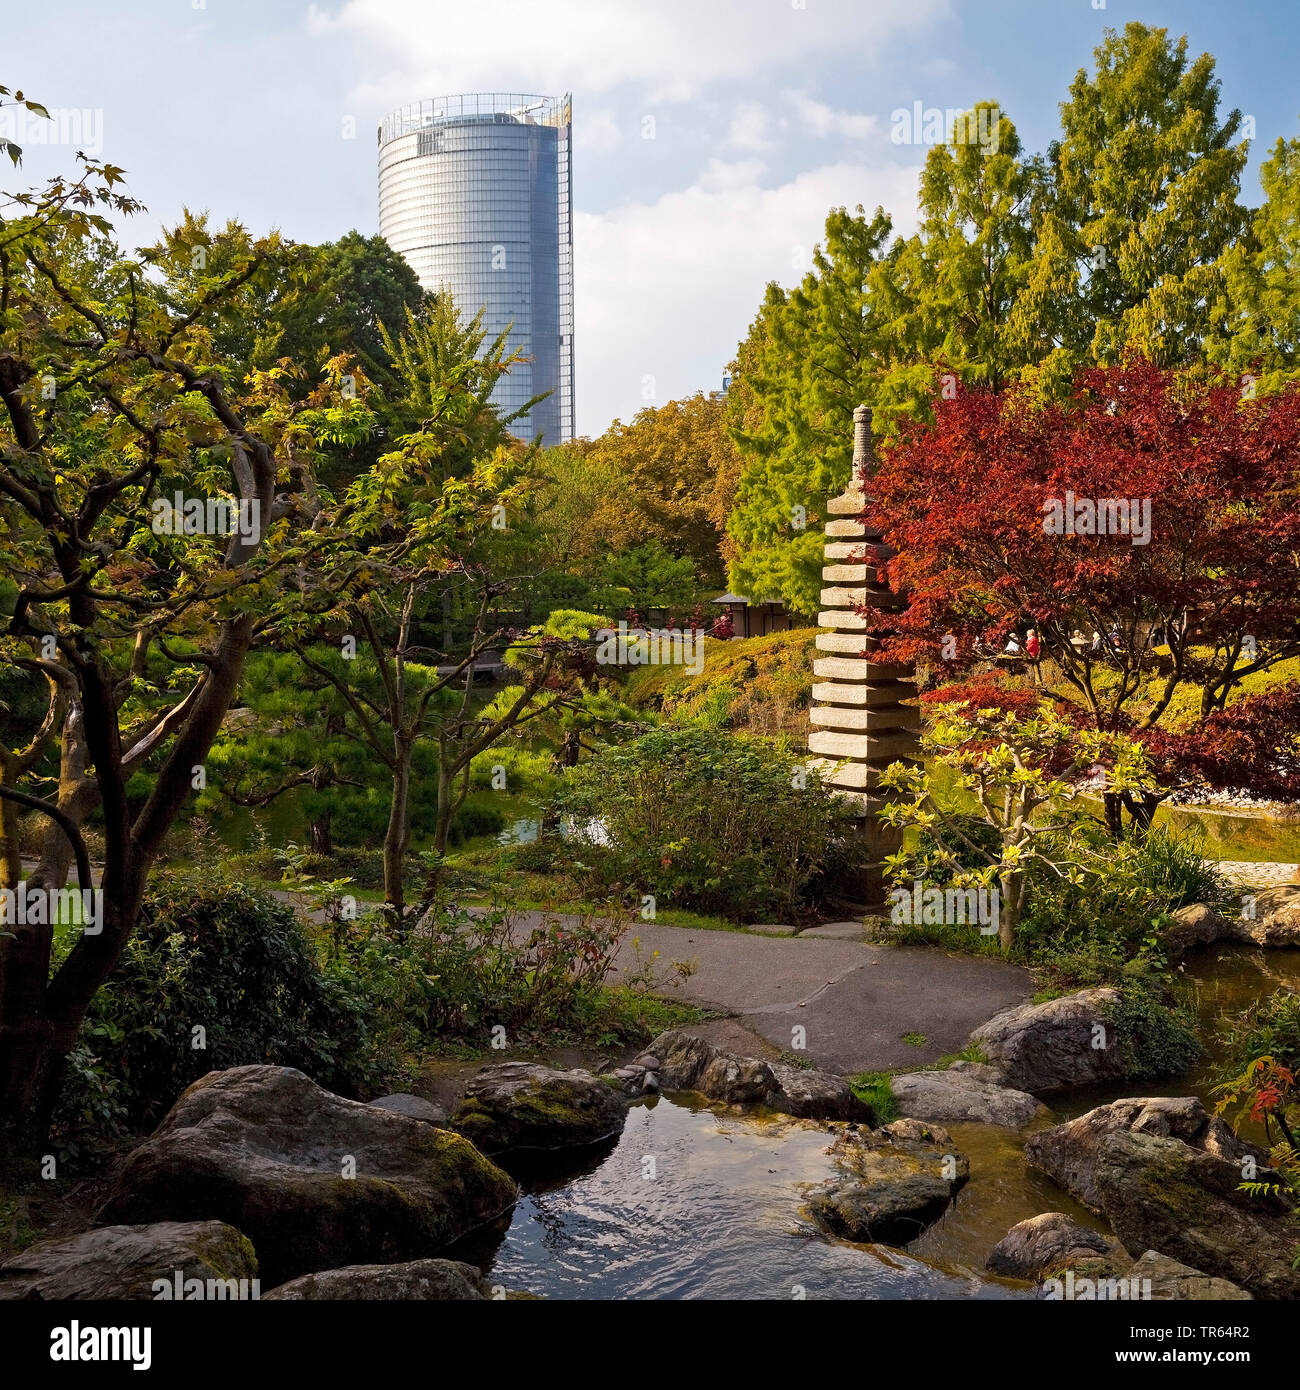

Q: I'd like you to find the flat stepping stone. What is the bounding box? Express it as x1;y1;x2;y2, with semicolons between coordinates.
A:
890;1069;1050;1129
264;1258;488;1300
370;1094;448;1127
450;1062;628;1154
746;923;797;936
799;921;869;940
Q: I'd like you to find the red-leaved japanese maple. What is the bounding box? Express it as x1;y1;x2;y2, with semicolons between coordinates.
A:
864;362;1300;830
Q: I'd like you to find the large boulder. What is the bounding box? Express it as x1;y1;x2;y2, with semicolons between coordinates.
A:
641;1029;871;1121
806;1126;969;1246
1129;1250;1253;1301
1026;1097;1298;1299
450;1062;628;1154
1160;891;1300;954
1025;1096;1253;1212
1233;885;1300;947
986;1212;1122;1280
1163;902;1234;957
264;1258;488;1300
97;1066;518;1286
890;1070;1050;1129
0;1221;257;1301
969;987;1189;1095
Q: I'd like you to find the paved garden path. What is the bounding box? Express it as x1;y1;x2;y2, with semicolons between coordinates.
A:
1214;860;1299;889
30;856;1293;1077
507;910;1034;1076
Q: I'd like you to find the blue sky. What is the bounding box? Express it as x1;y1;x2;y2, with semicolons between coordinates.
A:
6;0;1299;437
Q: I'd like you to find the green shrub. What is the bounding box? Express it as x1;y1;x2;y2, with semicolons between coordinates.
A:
321;846;385;888
556;726;865;921
469;745;557;794
625;629;815;736
1218;989;1300;1078
56;873;378;1139
503;837;564;874
443;798;507;847
1016;824;1223;983
1102;982;1200;1080
331;902;637;1049
1122;822;1228;910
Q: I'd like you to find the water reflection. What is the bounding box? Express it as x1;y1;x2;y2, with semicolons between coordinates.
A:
452;1095;1028;1300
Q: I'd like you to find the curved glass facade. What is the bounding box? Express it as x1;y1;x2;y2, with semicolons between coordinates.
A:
378;93;574;445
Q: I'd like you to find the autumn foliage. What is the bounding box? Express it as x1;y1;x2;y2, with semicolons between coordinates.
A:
1147;683;1300;801
865;362;1300;814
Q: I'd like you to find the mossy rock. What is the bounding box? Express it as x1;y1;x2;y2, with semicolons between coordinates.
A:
96;1066;519;1286
450;1063;629;1155
806;1128;969;1246
1025;1097;1300;1299
0;1221;258;1300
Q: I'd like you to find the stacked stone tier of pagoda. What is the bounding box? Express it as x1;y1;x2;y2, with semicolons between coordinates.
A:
807;404;920;900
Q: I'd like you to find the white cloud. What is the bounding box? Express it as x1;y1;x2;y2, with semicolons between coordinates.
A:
697;157;768;191
724;101;775;152
309;0;952;107
785;91;879;140
573;158;923;436
580;107;623;154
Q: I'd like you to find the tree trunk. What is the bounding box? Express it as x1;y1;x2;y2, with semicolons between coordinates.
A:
1102;790;1125;840
0;608;257;1153
433;758;454;860
310;813;333;857
0;906;58;1160
30;708;100;890
0;779;21;889
557;728;581;768
0;866;147;1162
0;1013;66;1163
998;869;1022;953
383;740;412;924
1126;791;1162;839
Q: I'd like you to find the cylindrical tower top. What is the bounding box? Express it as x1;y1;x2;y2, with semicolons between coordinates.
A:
377;91;574;445
378;93;571;147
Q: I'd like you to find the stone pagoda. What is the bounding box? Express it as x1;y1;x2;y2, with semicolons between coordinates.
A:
807;404;919;904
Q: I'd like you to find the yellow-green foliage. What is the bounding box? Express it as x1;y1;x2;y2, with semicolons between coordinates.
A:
624;629;816;734
1056;652;1300;731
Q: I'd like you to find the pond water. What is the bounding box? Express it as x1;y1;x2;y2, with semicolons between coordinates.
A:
451;1095;1028;1300
1049;942;1300;1133
497;816;607;847
448;943;1300;1300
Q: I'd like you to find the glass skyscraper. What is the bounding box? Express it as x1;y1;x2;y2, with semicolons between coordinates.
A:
378;93;574;445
